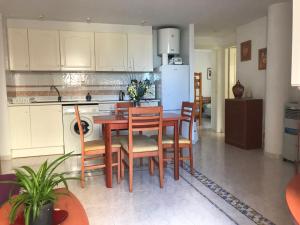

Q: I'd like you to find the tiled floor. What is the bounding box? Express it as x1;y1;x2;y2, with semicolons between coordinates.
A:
0;123;295;225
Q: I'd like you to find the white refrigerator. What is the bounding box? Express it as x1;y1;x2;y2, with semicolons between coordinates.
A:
159;65;190;111
158;65;198;143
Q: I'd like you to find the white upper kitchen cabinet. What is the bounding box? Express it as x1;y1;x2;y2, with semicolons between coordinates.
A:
60;31;95;71
28;29;60;71
128;33;153;72
7;28;30;71
9;106;31;149
30;105;64;148
95;32;127;71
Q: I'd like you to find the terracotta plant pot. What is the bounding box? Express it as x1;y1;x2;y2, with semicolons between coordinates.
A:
232;80;244;99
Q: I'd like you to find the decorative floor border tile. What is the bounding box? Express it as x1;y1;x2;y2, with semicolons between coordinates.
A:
181;163;276;225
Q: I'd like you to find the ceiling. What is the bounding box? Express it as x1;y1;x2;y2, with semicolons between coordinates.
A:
0;0;290;36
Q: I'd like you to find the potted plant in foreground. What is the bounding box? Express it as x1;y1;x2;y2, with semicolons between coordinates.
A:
7;153;78;225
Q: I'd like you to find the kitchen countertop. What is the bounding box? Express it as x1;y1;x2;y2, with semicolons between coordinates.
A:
8;99;160;106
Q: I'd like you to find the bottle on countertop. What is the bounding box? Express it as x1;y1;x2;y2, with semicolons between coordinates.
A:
86;93;92;101
119;90;125;101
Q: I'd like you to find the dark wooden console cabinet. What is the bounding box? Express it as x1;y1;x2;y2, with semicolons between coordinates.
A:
225;98;263;149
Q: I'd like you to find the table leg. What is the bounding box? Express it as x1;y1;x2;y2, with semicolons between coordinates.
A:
174;121;179;180
104;124;113;188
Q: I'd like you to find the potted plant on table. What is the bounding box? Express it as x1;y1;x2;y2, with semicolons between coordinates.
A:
7;153;78;225
127;79;152;106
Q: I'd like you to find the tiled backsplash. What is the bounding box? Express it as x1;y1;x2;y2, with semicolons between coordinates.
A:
7;72;160;101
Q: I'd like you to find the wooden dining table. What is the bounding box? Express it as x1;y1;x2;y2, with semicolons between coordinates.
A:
93;113;182;188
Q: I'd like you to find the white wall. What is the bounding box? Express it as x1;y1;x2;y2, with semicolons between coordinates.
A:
152;29;162;68
195;33;236;49
236;17;267;99
180;25;190;65
264;2;292;157
216;48;225;133
0;14;10;159
194;49;214;97
188;24;195;102
291;0;300;86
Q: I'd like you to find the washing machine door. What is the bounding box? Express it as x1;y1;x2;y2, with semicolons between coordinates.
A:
71;116;94;137
64;115;96;155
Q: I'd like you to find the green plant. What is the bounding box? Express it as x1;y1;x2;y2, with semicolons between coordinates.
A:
8;153;78;225
127;79;152;103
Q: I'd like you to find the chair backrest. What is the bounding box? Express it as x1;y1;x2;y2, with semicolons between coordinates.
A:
115;102;134;116
115;102;134;135
74;105;85;155
180;102;196;142
128;106;163;153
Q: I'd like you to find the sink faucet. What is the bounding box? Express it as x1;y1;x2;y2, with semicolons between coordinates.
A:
50;85;62;102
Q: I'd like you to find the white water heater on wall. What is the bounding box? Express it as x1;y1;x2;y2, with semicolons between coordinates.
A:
158;28;180;55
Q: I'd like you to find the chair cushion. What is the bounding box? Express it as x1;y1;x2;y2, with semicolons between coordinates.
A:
151;135;191;145
120;135;158;153
84;136;123;152
84;140;105;152
0;174;20;206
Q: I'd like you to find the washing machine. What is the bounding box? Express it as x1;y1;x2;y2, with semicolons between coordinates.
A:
63;104;102;155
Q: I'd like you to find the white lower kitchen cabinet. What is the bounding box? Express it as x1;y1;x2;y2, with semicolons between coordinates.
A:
9;105;64;158
30;105;64;148
9;106;31;149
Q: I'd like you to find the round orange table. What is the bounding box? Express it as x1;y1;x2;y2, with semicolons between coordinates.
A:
0;189;89;225
286;174;300;225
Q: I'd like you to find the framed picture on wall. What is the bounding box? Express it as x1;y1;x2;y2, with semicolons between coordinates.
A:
258;48;267;70
207;68;212;80
241;40;252;61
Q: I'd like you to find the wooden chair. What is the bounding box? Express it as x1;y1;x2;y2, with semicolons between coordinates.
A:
74;105;121;188
115;102;144;167
156;102;196;174
115;102;134;116
120;106;164;192
114;102;133;135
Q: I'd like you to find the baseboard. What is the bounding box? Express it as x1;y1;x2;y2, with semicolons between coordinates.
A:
11;146;64;158
0;155;12;161
264;151;282;159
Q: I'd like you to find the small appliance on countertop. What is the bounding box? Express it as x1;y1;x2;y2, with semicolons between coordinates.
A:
169;57;183;65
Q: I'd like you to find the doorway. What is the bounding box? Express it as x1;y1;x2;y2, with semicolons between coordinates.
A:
194;49;216;129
